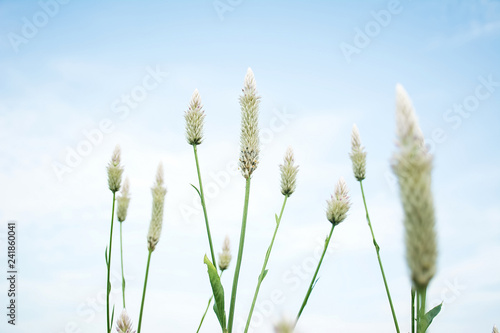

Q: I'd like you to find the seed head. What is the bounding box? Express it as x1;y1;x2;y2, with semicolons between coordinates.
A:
493;325;499;333
349;124;367;181
218;236;232;271
239;68;261;179
147;163;167;252
107;145;123;193
326;177;351;225
116;309;135;333
117;177;131;222
184;89;206;145
280;146;299;196
392;84;437;290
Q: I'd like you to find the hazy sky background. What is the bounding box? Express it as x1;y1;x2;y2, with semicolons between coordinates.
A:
1;0;499;332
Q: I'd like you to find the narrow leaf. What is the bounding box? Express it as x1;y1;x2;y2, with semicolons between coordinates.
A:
190;184;202;199
275;214;279;224
105;246;108;265
419;303;442;331
204;255;227;331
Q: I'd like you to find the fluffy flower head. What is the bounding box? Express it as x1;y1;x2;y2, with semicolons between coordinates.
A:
184;89;205;145
218;236;232;271
326;177;351;225
349;124;367;181
107;145;123;193
117;177;131;222
392;84;437;289
280;146;299;196
147;163;167;252
239;68;261;179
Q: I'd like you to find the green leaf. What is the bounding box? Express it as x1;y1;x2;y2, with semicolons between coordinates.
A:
204;255;227;331
190;184;202;199
105;246;108;266
275;214;279;224
419;303;442;331
259;269;268;282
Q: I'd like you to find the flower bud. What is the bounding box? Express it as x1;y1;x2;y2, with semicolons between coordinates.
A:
218;236;232;271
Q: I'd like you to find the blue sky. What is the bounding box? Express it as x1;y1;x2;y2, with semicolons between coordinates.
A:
0;0;499;332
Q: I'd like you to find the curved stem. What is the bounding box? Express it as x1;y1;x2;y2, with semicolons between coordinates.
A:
119;221;126;308
106;192;116;333
244;195;288;332
227;178;251;333
360;181;400;333
193;145;217;270
137;249;153;333
196;271;224;333
296;223;335;323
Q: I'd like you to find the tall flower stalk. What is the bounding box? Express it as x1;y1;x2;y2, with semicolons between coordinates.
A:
227;68;261;333
296;178;351;323
185;89;217;268
392;84;438;333
349;124;400;333
117;177;131;308
137;164;167;333
106;145;123;333
245;147;298;332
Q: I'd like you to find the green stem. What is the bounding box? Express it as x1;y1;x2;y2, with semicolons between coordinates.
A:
296;223;335;323
411;288;416;333
106;192;116;333
227;177;252;333
417;287;427;333
193;145;217;270
359;181;400;333
119;221;126;308
244;195;288;333
137;249;153;333
197;271;224;333
416;289;421;332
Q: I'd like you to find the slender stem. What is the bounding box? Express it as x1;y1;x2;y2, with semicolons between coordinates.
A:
416;289;420;332
417;287;427;333
359;181;400;333
227;177;252;333
197;271;224;333
137;249;153;333
193;145;217;270
119;221;126;308
411;288;416;333
296;223;335;323
106;192;116;333
244;196;288;332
